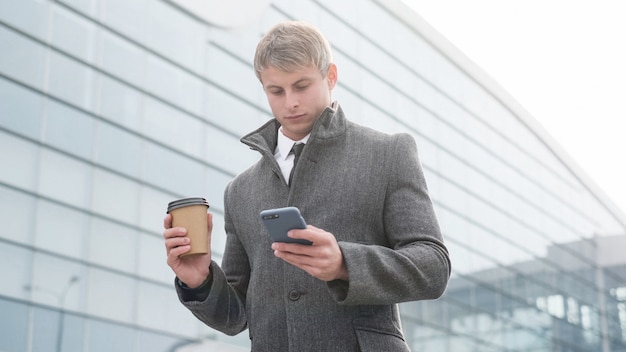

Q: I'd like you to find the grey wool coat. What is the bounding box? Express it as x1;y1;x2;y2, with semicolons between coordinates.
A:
176;102;450;351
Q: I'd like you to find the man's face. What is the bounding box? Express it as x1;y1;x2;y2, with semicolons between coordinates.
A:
260;64;337;141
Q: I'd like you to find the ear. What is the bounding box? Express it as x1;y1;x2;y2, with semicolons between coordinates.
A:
326;63;338;90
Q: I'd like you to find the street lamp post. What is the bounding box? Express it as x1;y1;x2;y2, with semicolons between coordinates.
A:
24;276;80;352
56;276;80;352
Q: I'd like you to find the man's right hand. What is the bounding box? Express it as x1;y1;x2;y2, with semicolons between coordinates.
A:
163;213;213;288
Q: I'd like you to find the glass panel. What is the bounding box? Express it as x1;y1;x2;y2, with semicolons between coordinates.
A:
137;330;193;352
201;167;234;213
214;332;251;349
205;44;258;105
90;169;139;224
58;0;98;18
34;199;88;259
138;232;172;284
207;23;259;64
142;96;204;159
0;186;37;246
32;311;89;352
205;212;225;260
0;0;50;39
143;55;204;116
99;30;145;86
30;253;82;311
31;305;59;352
0;25;47;89
204;85;267;137
0;242;32;299
97;75;142;131
88;218;137;274
47;51;94;110
94;121;142;178
38;149;91;208
142;142;205;197
0;299;29;352
43;100;95;160
86;268;134;322
136;281;199;336
0;77;43;139
50;5;96;62
0;131;39;190
101;0;149;44
87;319;135;352
204;126;258;175
137;186;174;233
146;0;205;71
59;313;86;352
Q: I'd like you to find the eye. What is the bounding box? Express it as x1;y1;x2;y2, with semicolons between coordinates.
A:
269;89;284;96
295;84;309;91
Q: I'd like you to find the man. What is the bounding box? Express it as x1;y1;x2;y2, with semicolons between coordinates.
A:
163;20;450;351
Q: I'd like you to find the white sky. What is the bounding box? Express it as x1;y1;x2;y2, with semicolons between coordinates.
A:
402;0;626;216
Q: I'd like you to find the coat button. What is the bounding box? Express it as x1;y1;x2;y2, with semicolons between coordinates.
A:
288;289;301;301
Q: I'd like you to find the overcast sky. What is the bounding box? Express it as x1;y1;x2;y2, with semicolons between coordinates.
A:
402;0;626;217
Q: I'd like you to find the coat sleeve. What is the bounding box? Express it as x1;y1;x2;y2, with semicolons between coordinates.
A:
327;133;451;305
176;259;248;335
176;182;250;336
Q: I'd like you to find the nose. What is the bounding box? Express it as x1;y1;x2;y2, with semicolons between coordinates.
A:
285;91;299;109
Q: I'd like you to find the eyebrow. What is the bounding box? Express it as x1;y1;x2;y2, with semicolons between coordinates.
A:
265;77;313;90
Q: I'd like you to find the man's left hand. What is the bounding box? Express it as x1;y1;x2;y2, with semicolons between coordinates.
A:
271;225;348;282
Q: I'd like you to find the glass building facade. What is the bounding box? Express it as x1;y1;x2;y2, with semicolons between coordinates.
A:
1;0;625;351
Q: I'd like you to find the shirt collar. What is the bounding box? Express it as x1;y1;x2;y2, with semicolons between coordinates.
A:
276;127;310;160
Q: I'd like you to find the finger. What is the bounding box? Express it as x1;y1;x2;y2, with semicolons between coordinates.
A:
165;235;190;252
167;243;191;260
163;213;172;229
275;244;323;263
163;226;187;240
166;235;190;247
207;213;213;233
272;241;315;256
289;225;333;245
274;249;309;267
287;228;319;245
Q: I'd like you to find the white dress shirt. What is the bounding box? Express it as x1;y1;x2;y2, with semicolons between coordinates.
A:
274;127;310;184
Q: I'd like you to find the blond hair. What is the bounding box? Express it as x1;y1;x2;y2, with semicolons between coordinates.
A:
254;21;333;81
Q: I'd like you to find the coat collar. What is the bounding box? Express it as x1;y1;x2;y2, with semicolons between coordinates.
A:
240;101;347;156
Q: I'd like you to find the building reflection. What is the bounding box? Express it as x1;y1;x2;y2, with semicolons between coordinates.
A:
403;235;626;351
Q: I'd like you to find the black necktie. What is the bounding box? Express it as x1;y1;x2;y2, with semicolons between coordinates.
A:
289;143;305;185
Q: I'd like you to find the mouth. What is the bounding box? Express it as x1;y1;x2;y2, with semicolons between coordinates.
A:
285;113;306;120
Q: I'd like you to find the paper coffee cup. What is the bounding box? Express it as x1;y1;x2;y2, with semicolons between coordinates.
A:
167;197;210;257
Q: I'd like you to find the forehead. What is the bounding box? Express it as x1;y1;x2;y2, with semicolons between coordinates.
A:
260;65;321;87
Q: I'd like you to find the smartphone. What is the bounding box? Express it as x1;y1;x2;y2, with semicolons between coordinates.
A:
260;207;312;245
